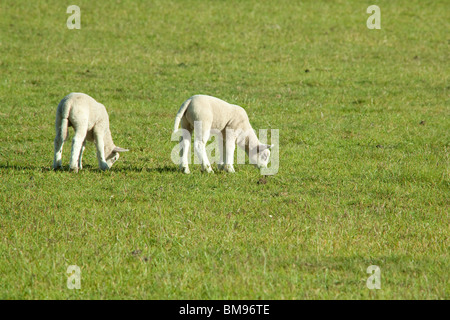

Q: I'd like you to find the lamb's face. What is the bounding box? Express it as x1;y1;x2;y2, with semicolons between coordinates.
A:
105;146;129;169
256;149;271;168
249;145;272;169
106;152;120;168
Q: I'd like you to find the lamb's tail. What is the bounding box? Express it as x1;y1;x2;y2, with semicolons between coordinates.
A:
55;95;73;142
173;97;192;133
59;118;69;141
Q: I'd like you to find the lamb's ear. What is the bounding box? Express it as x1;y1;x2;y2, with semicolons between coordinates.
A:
113;146;129;152
257;144;273;152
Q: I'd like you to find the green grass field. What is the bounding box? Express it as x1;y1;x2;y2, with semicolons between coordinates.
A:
0;0;448;299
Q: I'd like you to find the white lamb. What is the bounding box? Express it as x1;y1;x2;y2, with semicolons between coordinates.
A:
53;92;129;172
173;94;273;174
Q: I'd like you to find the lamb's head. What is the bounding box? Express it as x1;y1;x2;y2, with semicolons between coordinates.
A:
106;146;129;168
249;144;273;169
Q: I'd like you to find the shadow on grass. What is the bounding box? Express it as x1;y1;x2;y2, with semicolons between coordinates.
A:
0;163;178;173
114;165;178;173
0;164;53;172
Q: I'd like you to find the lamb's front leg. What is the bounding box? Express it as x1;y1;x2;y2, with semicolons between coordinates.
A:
78;139;86;170
224;137;236;173
217;130;225;171
94;134;110;171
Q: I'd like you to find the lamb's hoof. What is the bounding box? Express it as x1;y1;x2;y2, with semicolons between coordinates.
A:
180;166;190;174
224;164;235;173
99;163;110;171
69;167;79;173
201;165;214;173
52;165;63;171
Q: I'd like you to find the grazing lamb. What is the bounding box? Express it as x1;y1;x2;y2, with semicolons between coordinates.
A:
53;92;129;172
173;94;273;174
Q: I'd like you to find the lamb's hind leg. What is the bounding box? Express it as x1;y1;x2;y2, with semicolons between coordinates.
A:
69;126;87;173
194;124;213;173
179;119;192;174
53;134;64;170
53;118;68;170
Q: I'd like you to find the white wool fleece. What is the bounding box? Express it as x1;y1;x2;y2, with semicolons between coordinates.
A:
53;92;128;172
174;95;273;174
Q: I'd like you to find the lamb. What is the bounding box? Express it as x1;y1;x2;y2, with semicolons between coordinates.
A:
173;94;273;174
53;92;129;172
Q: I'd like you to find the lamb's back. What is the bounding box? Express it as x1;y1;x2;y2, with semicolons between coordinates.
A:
61;93;108;130
188;95;248;131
